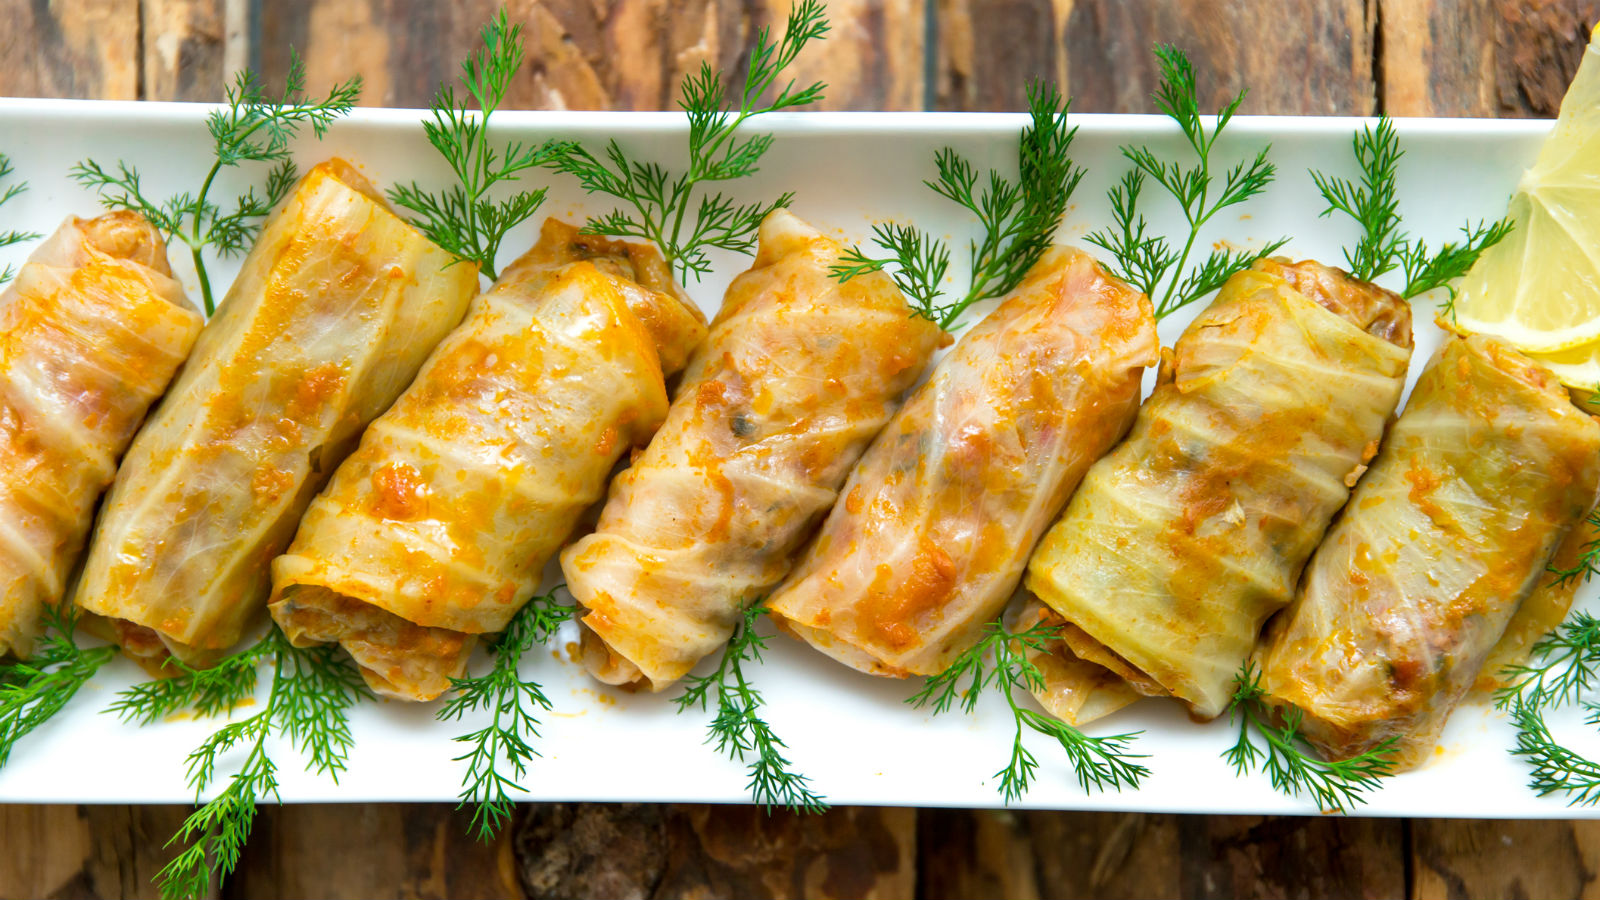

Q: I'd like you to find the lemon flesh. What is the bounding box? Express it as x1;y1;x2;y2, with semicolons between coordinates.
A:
1453;36;1600;359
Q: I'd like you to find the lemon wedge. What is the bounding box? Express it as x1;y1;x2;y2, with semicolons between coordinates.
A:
1528;340;1600;387
1452;34;1600;356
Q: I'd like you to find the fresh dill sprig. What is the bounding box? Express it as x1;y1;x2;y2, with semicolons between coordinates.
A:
1222;662;1396;812
1408;219;1514;307
155;630;369;900
1549;509;1600;591
909;615;1148;803
1085;45;1287;319
73;53;361;314
389;10;561;281
1494;607;1600;805
1509;694;1600;806
106;635;276;726
1495;612;1600;713
831;82;1083;330
674;603;828;813
1310;114;1512;301
0;153;40;285
1310;117;1403;282
0;605;115;769
546;0;830;283
437;589;572;841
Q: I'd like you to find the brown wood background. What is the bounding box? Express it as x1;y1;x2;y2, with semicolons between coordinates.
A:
1;0;1598;898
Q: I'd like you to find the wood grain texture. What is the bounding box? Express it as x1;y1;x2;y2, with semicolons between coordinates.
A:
918;810;1407;900
515;804;916;899
1412;819;1600;899
224;803;520;900
0;804;217;900
936;0;1070;111
142;0;231;102
937;0;1378;114
0;0;141;100
1379;0;1599;117
1491;0;1600;116
254;0;922;111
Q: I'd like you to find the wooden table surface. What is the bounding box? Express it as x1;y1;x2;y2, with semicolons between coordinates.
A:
1;1;1598;898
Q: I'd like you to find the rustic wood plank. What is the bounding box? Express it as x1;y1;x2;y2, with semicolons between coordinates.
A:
224;803;519;900
938;0;1378;115
1412;819;1600;899
1378;0;1598;117
936;0;1070;112
1491;0;1600;117
141;0;240;102
256;0;923;111
1376;0;1498;116
918;811;1406;900
0;804;216;899
515;804;915;899
0;0;141;100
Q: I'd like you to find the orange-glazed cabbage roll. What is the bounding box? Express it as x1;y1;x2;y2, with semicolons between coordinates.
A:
268;219;707;700
72;159;479;665
1256;334;1600;769
766;246;1158;677
561;209;944;691
1475;503;1600;694
1023;259;1414;722
0;212;201;657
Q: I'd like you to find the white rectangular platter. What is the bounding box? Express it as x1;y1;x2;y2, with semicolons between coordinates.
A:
0;100;1583;817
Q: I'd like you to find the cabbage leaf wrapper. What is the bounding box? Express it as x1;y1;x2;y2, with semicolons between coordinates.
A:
73;159;480;665
561;209;944;691
767;246;1159;677
1257;334;1600;769
1024;259;1414;721
0;212;201;658
269;219;708;701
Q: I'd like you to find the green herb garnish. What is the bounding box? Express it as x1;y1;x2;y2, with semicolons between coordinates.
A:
546;0;829;283
0;605;115;769
1085;45;1287;319
675;603;828;813
389;10;562;280
73;54;361;314
910;615;1148;803
1310;114;1512;300
106;634;276;726
1222;662;1397;812
0;153;40;285
1493;609;1600;806
437;589;572;841
831;82;1083;330
1496;611;1600;713
150;631;368;900
1508;695;1600;806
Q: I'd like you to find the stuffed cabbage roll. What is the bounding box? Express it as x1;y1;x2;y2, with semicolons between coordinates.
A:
561;209;944;691
1256;334;1600;768
767;246;1159;677
0;212;201;658
268;219;708;701
1474;504;1600;693
1010;597;1146;725
72;159;479;665
1024;259;1414;721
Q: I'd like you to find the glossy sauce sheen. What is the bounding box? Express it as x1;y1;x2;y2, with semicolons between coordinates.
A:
1257;334;1600;769
1025;259;1415;721
560;209;944;692
0;212;201;657
71;159;479;664
268;219;706;701
767;246;1159;677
